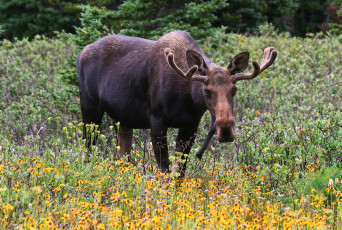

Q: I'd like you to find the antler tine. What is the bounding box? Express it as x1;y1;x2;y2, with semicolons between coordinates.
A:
164;48;208;84
233;47;277;82
232;61;261;82
260;47;278;72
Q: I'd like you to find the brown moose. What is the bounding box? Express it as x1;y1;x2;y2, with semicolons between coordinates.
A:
77;30;277;175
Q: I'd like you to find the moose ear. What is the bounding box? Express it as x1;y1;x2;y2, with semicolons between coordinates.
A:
186;50;208;75
227;52;250;74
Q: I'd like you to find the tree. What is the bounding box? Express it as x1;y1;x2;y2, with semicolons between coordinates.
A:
292;0;329;36
105;0;229;40
0;0;120;40
329;0;342;34
214;0;298;34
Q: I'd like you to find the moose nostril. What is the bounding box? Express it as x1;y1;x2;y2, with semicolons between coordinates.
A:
217;127;235;143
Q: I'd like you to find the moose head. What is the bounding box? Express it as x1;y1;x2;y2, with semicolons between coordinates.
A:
165;47;278;143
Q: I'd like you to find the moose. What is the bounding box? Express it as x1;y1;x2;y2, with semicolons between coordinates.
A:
77;30;277;175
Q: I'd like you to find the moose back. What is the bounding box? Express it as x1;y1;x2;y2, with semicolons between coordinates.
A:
77;30;277;174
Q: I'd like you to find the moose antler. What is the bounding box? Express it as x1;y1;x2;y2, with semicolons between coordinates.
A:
164;49;208;84
233;47;278;82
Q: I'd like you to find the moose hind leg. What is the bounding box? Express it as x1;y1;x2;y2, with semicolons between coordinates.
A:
176;128;197;178
117;126;133;162
81;105;104;162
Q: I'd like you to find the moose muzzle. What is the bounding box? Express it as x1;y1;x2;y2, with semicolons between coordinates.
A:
215;118;235;142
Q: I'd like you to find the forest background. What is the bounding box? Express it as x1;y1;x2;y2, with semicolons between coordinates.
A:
1;0;342;40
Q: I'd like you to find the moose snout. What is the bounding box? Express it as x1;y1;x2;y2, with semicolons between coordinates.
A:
215;118;235;143
215;118;234;127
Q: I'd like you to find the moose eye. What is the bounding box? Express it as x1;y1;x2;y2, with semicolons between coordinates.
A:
204;89;211;98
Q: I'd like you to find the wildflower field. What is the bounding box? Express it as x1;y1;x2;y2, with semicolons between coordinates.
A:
0;29;342;229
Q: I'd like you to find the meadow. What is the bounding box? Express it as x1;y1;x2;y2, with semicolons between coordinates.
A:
0;28;341;229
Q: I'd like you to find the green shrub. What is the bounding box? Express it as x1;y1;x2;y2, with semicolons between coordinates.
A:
0;34;79;147
57;5;107;91
0;0;119;40
0;0;80;39
106;0;228;40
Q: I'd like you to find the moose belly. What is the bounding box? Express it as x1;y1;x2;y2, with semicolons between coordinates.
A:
101;97;151;129
163;106;204;129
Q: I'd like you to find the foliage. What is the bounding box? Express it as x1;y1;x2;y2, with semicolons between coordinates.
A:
105;0;228;40
0;0;77;40
292;0;329;36
0;25;3;46
72;6;108;49
1;26;342;228
330;0;342;34
0;0;228;41
216;0;299;34
337;0;342;16
0;24;4;36
0;34;79;144
0;144;335;228
1;0;341;40
0;0;120;40
57;5;107;91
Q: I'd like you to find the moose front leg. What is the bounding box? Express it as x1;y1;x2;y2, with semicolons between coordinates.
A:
176;128;197;178
150;117;170;172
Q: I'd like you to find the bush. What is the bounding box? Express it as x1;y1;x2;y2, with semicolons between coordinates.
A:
106;0;228;40
215;0;299;34
57;5;107;91
0;0;79;39
0;33;79;146
0;0;120;40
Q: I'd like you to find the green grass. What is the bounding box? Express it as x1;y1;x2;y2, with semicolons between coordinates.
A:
0;30;341;229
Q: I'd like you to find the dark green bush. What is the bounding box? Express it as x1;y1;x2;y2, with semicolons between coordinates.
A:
216;0;299;34
106;0;228;40
0;0;79;39
0;34;79;145
57;5;107;90
0;0;120;40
